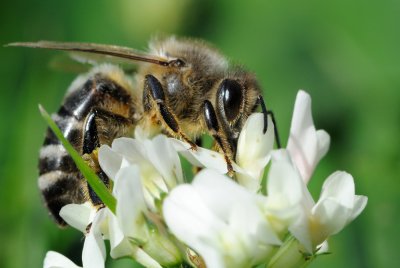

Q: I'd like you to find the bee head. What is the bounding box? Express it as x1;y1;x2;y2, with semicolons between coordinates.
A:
214;69;264;156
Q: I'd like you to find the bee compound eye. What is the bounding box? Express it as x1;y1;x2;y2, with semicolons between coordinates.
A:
219;79;243;122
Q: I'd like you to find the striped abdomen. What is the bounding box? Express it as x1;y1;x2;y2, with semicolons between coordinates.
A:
38;65;137;225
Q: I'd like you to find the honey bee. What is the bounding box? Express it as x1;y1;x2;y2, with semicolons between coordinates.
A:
8;37;280;226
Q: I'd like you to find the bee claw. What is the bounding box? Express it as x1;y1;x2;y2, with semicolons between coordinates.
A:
85;222;92;234
189;141;198;151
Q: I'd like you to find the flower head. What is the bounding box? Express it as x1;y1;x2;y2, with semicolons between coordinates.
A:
43;90;367;268
269;150;368;253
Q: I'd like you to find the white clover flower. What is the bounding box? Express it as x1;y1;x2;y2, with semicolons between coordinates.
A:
43;90;367;268
298;171;367;252
287;90;330;183
163;169;281;268
269;150;368;253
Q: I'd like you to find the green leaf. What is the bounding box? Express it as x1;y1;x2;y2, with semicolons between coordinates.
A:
39;105;116;213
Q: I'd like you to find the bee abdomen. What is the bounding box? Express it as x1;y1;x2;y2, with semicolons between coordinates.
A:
39;145;77;174
38;170;83;225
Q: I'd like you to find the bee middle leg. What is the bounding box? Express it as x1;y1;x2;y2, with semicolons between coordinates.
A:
82;108;132;206
143;74;197;150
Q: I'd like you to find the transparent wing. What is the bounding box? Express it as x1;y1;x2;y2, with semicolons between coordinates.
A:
48;53;137;74
6;41;169;66
48;54;93;74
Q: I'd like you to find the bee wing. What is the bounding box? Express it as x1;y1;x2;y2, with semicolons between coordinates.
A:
47;53;138;75
48;53;94;74
6;41;169;66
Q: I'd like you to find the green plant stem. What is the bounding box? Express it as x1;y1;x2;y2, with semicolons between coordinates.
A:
267;236;314;268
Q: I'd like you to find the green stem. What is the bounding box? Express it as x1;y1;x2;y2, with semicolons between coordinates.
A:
267;236;314;268
40;105;117;213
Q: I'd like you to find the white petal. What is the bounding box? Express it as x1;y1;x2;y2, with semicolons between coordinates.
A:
234;168;261;192
192;169;254;220
59;203;95;233
197;249;225;268
318;171;355;209
287;90;330;183
108;212;134;259
82;210;106;268
316;130;330;162
98;145;122;179
288;213;313;253
172;139;228;174
267;155;303;207
131;247;163;268
114;165;147;241
111;137;146;163
311;172;362;244
144;135;183;188
317;241;329;254
82;232;105;268
236;113;274;180
270;150;315;209
163;184;223;243
82;233;105;268
164;184;241;268
44;251;81;268
230;199;281;248
348;195;368;223
312;198;351;241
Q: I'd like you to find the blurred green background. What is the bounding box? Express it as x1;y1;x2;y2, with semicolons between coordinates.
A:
1;0;399;267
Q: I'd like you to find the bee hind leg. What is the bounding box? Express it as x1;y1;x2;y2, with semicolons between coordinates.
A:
81;109;110;207
143;74;197;150
82;108;132;206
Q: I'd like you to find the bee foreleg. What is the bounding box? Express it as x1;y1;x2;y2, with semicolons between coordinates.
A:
144;74;197;150
267;110;281;148
257;95;281;148
203;100;234;177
